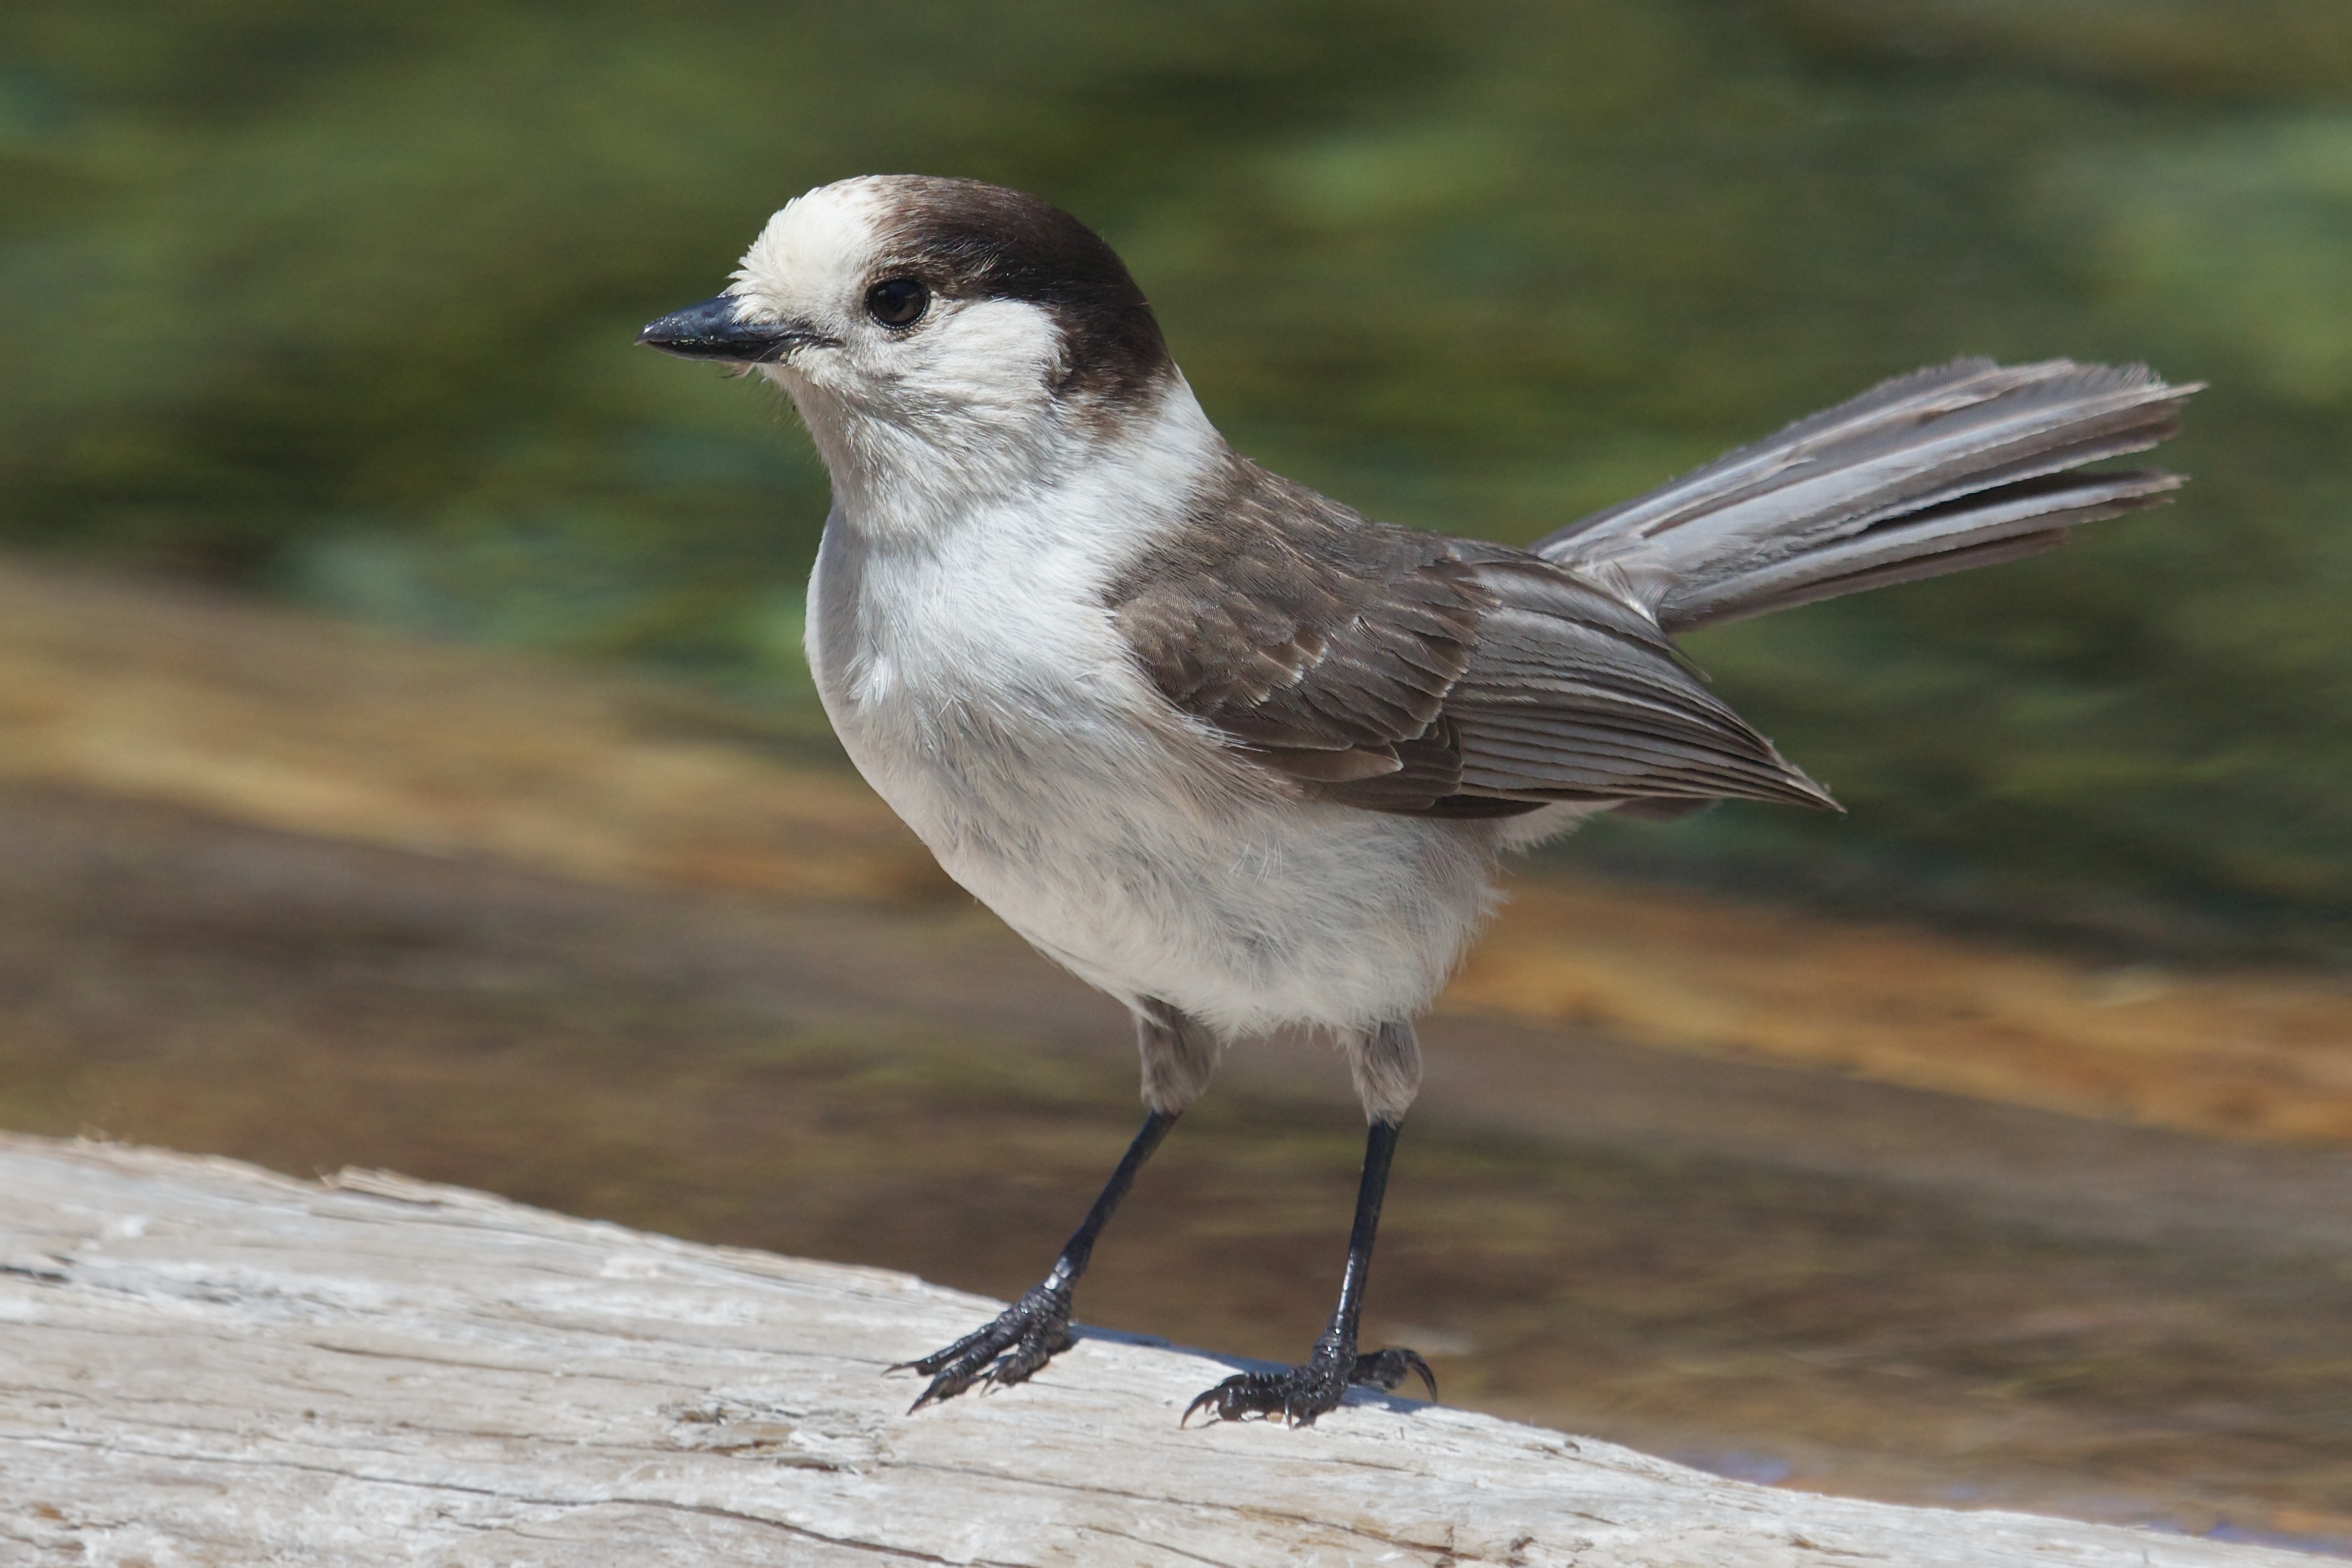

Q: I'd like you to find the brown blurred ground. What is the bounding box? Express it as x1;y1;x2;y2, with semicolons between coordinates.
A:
1;559;2348;1549
10;561;2349;1145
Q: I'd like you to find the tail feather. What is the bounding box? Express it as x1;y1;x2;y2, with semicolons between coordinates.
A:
1532;359;2200;632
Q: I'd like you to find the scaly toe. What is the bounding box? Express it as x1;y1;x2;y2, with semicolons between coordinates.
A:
1183;1343;1436;1428
978;1318;1075;1392
894;1283;1074;1412
1182;1369;1292;1426
1183;1358;1348;1428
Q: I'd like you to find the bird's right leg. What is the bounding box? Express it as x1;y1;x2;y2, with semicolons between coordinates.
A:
1184;1020;1436;1426
896;1000;1219;1411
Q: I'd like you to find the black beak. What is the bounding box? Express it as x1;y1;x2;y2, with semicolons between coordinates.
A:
637;295;837;362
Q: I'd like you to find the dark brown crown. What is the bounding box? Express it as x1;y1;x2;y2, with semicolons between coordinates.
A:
866;176;1175;408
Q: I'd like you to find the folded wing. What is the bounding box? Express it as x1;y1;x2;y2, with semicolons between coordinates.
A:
1109;459;1829;817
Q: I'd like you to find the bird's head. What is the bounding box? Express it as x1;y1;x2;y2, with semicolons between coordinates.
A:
642;176;1191;524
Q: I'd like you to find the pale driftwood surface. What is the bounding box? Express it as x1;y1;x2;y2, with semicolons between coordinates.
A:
0;1135;2312;1568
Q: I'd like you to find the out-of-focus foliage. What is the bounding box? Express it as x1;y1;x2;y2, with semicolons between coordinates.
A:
2;0;2348;945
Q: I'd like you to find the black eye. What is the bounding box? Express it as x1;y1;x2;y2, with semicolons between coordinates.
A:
864;277;929;328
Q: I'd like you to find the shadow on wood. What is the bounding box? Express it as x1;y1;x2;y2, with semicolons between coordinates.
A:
0;1134;2314;1566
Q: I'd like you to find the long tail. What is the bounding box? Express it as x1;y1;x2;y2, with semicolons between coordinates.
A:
1530;359;2199;633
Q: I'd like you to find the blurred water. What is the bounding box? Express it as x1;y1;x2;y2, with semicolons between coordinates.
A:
3;1;2351;936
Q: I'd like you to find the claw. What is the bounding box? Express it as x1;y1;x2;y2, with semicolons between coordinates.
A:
1353;1347;1439;1402
1182;1343;1437;1428
892;1284;1075;1414
1181;1368;1297;1427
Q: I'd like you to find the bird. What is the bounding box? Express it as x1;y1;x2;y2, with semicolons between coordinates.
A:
639;174;2196;1428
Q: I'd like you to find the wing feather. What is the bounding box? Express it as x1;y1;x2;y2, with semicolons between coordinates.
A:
1108;456;1828;817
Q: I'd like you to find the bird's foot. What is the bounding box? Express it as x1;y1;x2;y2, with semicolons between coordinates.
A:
1182;1337;1436;1428
894;1282;1076;1412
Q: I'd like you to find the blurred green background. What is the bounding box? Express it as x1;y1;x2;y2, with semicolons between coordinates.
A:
4;0;2349;950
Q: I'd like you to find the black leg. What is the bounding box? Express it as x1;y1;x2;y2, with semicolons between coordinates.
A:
897;1108;1177;1411
1183;1118;1436;1427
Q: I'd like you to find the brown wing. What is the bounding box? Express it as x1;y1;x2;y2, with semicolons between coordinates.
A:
1441;551;1835;812
1107;456;1833;818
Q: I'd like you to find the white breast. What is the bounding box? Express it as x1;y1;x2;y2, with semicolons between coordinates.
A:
803;413;1504;1039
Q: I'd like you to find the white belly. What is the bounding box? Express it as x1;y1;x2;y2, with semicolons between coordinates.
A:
807;520;1502;1038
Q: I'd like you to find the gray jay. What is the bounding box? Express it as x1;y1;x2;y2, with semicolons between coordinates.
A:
641;175;2194;1426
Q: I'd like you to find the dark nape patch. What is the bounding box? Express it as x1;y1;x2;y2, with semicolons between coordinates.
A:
867;176;1175;410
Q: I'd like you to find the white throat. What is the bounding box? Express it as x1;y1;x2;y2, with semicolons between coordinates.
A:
778;359;1227;553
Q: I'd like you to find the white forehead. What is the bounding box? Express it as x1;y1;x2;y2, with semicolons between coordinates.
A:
729;179;893;311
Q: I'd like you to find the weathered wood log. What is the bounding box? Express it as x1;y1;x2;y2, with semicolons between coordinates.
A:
0;1135;2311;1566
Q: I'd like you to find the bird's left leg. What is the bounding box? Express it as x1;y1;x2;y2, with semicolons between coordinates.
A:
1184;1020;1437;1427
897;1000;1217;1411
